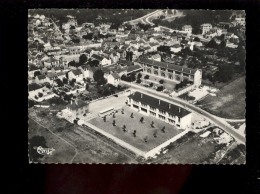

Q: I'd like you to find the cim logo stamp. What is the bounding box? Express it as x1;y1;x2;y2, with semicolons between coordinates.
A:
34;146;55;155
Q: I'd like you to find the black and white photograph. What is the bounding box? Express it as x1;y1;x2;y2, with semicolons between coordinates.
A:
28;9;246;164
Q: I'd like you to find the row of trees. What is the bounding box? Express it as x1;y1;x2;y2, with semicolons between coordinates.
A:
175;79;192;91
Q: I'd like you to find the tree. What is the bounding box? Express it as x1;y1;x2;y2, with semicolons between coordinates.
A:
194;37;200;42
140;117;144;123
153;131;157;138
206;39;218;49
122;125;126;132
70;78;76;87
121;74;127;81
63;77;68;84
85;83;89;91
149;82;153;87
34;71;41;77
130;113;134;118
79;54;88;64
144;75;149;79
93;69;106;85
159;79;164;84
156;86;164;91
161;126;165;133
112;119;116;126
55;79;64;87
136;79;141;84
157;46;170;53
220;40;226;48
137;73;142;79
130;72;136;82
38;92;43;97
103;116;106;122
121;108;124;114
151;121;154;128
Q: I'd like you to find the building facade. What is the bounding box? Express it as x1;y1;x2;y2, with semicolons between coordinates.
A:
127;92;192;129
200;23;213;34
138;58;202;87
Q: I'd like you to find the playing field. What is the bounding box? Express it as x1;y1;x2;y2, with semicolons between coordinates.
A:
88;105;184;152
196;76;245;119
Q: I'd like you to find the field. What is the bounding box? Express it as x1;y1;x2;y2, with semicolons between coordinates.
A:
28;107;135;163
147;127;240;164
218;143;246;164
88;105;183;152
196;76;245;119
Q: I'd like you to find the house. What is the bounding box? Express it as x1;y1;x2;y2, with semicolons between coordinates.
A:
56;71;66;80
182;25;192;34
35;74;50;84
91;54;111;66
28;64;41;78
110;52;120;64
68;69;84;82
170;44;182;53
200;23;212;34
127;92;192;129
46;72;58;84
149;42;160;52
102;41;120;50
118;25;125;32
149;54;161;62
28;83;43;99
107;73;120;87
62;99;89;123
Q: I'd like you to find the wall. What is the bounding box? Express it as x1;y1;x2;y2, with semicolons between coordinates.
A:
180;113;192;129
144;129;191;159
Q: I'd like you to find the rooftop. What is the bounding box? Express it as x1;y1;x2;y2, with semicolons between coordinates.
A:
128;92;191;118
68;99;88;111
138;58;197;75
28;83;42;91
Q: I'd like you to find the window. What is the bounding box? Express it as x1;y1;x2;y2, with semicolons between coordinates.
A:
159;115;165;120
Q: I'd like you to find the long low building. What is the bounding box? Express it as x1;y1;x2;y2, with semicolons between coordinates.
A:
127;92;192;129
137;58;202;87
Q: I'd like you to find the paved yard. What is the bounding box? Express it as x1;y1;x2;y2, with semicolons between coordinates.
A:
141;73;177;91
88;105;184;152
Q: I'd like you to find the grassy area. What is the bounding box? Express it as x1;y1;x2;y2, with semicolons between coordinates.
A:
149;127;234;164
227;121;245;129
88;105;183;152
218;143;246;164
196;76;245;119
28;108;134;163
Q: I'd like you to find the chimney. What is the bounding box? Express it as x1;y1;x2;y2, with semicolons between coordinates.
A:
169;104;171;109
178;107;181;112
141;93;143;98
159;100;160;104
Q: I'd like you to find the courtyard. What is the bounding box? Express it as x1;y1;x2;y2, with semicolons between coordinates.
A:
87;105;184;152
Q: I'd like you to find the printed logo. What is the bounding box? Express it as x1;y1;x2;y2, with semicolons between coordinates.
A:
34;146;55;155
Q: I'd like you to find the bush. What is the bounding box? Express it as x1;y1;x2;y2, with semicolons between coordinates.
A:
144;75;150;79
156;86;164;91
149;82;153;87
159;79;164;84
136;79;142;84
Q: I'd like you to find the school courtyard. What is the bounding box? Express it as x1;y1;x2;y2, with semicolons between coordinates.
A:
87;105;184;152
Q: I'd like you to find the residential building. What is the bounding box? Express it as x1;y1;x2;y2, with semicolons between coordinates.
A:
182;25;192;34
28;83;43;99
35;74;49;84
127;92;192;129
68;69;84;82
62;99;89;123
200;23;212;34
170;44;182;53
138;58;202;87
107;73;120;87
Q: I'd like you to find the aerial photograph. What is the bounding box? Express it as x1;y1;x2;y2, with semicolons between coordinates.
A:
28;9;246;164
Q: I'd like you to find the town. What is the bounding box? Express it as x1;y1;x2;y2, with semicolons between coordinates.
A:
28;9;246;164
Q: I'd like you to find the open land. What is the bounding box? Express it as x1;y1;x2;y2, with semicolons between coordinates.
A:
147;126;236;164
196;76;245;119
29;107;135;163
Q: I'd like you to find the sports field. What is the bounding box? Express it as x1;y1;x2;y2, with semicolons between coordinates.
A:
88;105;184;152
196;76;245;119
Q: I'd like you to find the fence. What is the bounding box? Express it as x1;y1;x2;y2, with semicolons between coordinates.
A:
171;84;195;97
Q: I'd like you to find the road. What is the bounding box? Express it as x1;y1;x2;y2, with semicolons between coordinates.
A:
121;81;245;144
124;10;163;25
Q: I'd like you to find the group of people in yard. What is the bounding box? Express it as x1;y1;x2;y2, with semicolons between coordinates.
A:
102;108;166;143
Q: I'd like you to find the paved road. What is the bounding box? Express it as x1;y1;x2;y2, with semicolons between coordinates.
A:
121;81;245;144
124;10;163;25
